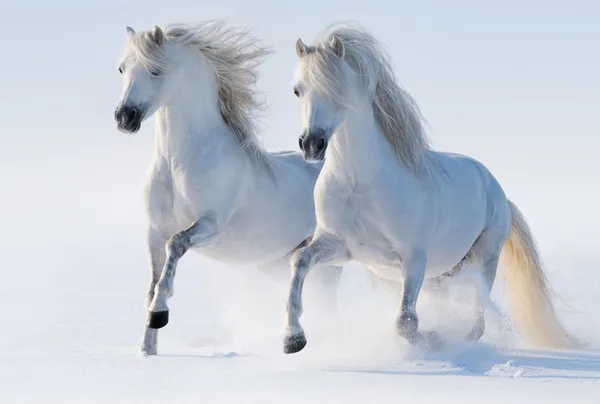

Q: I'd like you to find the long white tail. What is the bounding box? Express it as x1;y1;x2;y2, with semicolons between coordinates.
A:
500;200;578;349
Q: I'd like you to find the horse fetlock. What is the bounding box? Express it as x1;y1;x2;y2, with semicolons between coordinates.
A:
397;311;419;340
148;289;169;313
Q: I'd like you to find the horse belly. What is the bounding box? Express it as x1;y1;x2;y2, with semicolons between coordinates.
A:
322;197;405;279
424;203;486;275
192;184;318;266
181;208;309;265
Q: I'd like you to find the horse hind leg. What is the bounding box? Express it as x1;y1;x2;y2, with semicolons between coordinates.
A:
463;230;505;342
422;253;470;297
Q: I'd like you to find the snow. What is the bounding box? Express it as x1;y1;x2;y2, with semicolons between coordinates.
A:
2;233;599;403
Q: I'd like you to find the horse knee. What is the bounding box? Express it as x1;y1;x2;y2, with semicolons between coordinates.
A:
291;248;312;272
166;232;191;258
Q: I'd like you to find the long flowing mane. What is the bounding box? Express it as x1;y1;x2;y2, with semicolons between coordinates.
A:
301;22;439;178
130;20;274;173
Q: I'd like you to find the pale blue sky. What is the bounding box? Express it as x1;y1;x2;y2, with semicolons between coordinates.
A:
0;1;598;260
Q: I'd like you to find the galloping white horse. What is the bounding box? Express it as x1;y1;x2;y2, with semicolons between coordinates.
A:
284;22;578;354
113;21;341;355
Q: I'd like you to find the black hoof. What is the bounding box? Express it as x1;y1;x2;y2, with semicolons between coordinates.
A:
147;310;169;329
284;332;307;354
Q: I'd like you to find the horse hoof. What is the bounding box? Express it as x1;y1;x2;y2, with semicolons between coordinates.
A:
147;310;169;329
424;331;445;352
284;332;307;354
139;343;157;356
138;349;157;357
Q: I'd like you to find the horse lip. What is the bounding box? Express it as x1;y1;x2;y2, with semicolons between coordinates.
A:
117;121;141;134
303;149;325;163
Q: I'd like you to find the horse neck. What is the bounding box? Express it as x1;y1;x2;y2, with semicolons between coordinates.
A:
327;103;397;176
154;56;240;162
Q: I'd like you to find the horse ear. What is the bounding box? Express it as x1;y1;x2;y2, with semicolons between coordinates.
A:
151;26;164;47
330;36;345;58
126;26;135;39
296;38;307;58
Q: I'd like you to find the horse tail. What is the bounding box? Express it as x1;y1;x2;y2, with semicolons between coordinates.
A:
500;200;579;349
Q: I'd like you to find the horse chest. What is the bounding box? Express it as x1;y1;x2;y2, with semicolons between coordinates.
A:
318;179;393;256
143;160;210;237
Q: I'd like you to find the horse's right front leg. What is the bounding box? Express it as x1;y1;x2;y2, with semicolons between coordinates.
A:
139;230;167;356
284;232;349;354
147;212;219;330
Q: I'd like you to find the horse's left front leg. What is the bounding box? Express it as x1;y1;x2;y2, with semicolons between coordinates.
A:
395;249;444;351
395;249;426;343
147;212;219;329
284;232;349;354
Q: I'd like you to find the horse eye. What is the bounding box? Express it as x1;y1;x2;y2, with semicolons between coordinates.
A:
293;87;300;97
150;71;160;77
118;67;123;74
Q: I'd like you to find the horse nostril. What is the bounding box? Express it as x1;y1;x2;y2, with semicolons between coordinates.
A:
316;137;325;151
127;108;137;120
298;137;304;151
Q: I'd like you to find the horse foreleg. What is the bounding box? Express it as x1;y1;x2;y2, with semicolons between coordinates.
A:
147;212;219;329
395;249;443;351
396;249;426;343
139;230;167;355
284;232;349;354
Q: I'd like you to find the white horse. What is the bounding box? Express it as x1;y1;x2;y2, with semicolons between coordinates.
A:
283;22;578;354
113;21;341;355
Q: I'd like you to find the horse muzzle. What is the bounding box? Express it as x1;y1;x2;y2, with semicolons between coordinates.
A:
115;104;143;134
299;129;328;162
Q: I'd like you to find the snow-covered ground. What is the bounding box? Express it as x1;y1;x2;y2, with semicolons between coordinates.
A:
2;230;599;403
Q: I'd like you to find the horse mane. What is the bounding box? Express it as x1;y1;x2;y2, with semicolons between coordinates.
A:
130;20;274;174
301;22;439;178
